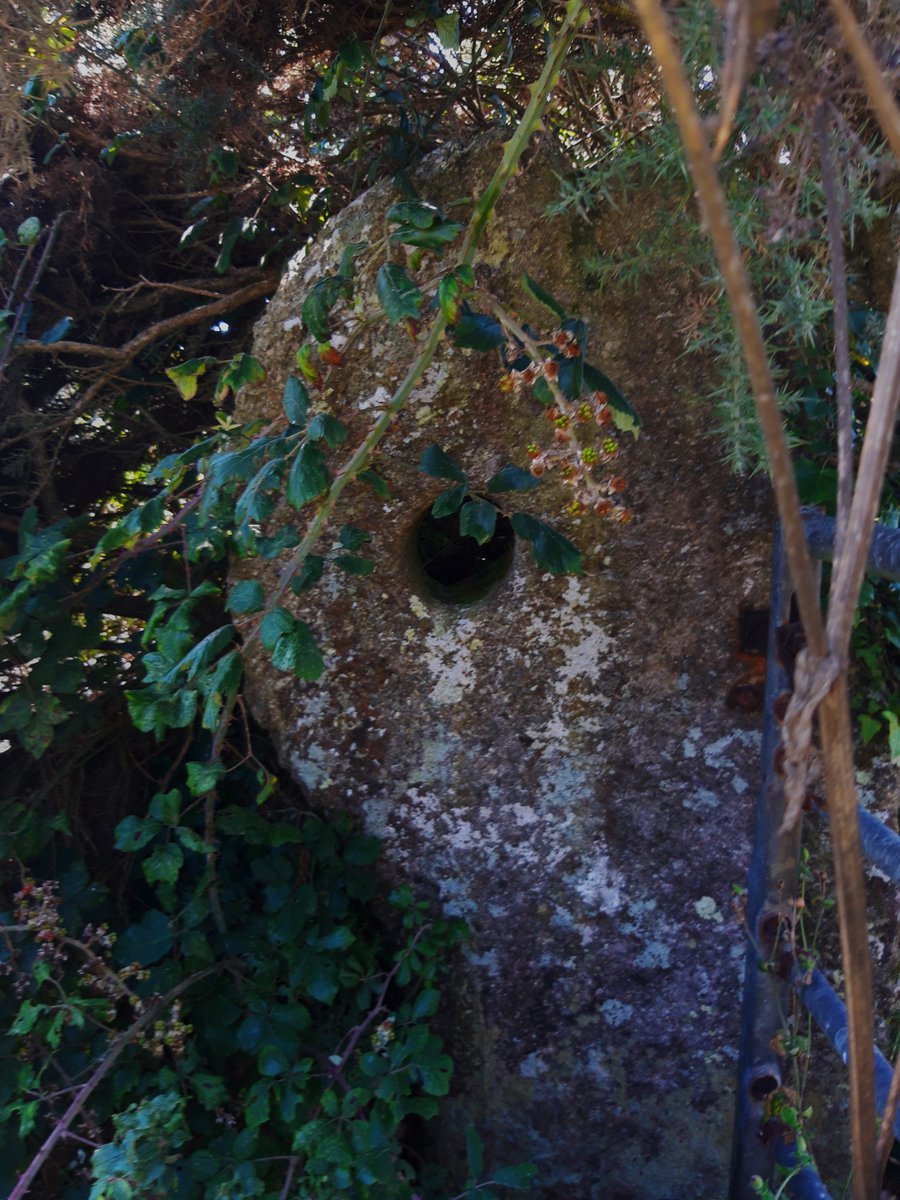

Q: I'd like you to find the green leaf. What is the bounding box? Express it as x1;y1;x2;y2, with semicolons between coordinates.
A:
286;442;329;509
431;483;468;517
185;759;226;796
357;468;391;499
270;617;325;681
386;200;440;229
339;524;371;551
17;216;41;246
521;272;567;321
459;499;497;545
318;926;354;951
283;375;310;427
292;553;326;593
486;465;542;493
583;363;640;435
260;607;294;649
144;842;183;887
338;240;367;278
511;512;582;575
375;263;423;325
337;37;364;71
215;353;266;403
166;626;235;684
389;221;462;250
335;555;375;577
258;1045;291;1077
200;651;242;731
148;789;181;826
492;1164;538;1190
115;815;162;852
228;579;265;615
245;1080;271;1129
114;909;173;966
420;443;467;483
436;11;460;50
412;988;440;1020
450;310;505;351
438;272;463;323
165;357;216;401
307;412;348;448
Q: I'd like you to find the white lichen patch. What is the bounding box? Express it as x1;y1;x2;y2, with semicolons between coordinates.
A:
600;999;634;1027
694;896;724;924
422;618;480;707
565;852;625;916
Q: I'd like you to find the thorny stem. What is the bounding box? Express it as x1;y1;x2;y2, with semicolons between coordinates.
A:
877;1052;900;1190
244;0;588;639
631;4;883;1197
9;964;226;1200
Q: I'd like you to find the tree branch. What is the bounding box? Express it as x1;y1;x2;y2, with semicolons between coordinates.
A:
9;964;226;1200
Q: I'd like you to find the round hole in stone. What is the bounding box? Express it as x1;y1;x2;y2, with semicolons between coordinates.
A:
412;500;515;605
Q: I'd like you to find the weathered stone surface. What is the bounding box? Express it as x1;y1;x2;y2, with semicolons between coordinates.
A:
235;136;779;1197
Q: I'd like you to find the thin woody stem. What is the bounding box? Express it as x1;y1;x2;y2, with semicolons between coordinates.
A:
631;4;879;1197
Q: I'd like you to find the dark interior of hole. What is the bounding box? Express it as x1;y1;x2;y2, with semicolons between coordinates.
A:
414;504;514;601
749;1072;780;1102
739;608;770;656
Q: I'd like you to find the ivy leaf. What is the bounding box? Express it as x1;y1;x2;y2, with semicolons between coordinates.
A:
583;363;640;435
166;357;216;401
286;442;329;510
450;309;505;351
166;626;235;684
511;512;582;575
375;264;422;325
185;759;226;796
335;555;375;577
339;524;371;551
215;353;265;403
486;465;541;493
115;814;162;852
245;1081;271;1129
386;200;440;229
227;579;265;615
459;500;497;545
144;842;183;887
420;443;467;483
306;412;348;448
148;789;180;825
521;272;568;321
283;375;310;427
431;483;468;517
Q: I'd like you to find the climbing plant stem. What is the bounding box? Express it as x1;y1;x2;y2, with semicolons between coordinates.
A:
254;0;588;625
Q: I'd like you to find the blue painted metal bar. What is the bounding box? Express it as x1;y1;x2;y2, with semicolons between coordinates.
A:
802;511;900;581
795;966;900;1141
730;524;800;1197
773;1138;834;1200
857;805;900;883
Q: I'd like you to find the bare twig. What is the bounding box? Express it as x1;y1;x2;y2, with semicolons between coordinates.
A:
877;1051;900;1189
9;964;225;1200
828;0;900;163
631;5;880;1197
815;104;853;567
